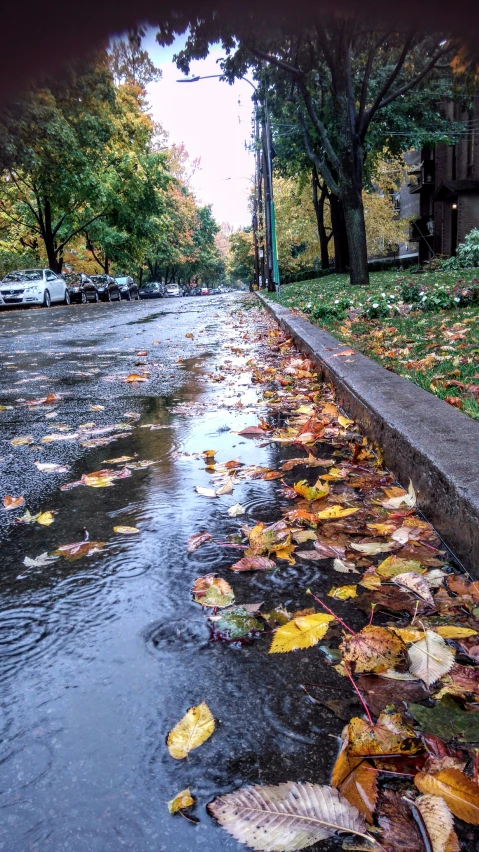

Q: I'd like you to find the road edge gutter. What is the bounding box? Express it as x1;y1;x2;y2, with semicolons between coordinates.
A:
258;292;479;575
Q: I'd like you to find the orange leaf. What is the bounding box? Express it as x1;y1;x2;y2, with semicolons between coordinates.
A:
414;768;479;825
348;709;422;758
331;744;377;822
340;626;405;673
3;495;25;510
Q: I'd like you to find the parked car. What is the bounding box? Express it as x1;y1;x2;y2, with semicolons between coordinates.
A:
139;281;164;299
165;283;181;297
89;274;121;302
0;268;70;308
210;288;220;295
200;286;210;296
63;272;99;304
115;276;140;301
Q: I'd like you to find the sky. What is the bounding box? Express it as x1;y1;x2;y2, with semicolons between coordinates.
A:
143;30;255;229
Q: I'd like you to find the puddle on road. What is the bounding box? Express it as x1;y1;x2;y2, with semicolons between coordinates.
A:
0;303;475;852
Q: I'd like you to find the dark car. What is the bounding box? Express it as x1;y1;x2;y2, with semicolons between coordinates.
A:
63;272;99;304
89;274;121;302
139;281;163;299
114;276;140;301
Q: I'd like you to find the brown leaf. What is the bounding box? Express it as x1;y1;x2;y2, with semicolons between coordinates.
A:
393;572;435;605
341;626;406;674
191;575;235;608
357;586;426;617
3;495;25;510
356;675;430;717
458;637;479;663
414;768;479;824
187;531;212;552
229;556;275;572
348;709;422;757
237;425;268;436
377;790;425;852
53;541;105;560
447;574;479;602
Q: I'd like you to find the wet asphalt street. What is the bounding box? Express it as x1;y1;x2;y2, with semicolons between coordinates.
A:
0;295;345;852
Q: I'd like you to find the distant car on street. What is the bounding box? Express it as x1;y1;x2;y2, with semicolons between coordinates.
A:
114;276;140;301
63;272;99;304
89;274;121;302
139;281;163;299
0;268;70;308
200;286;210;296
165;283;180;297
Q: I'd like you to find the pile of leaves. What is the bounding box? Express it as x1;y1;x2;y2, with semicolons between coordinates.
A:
270;270;479;420
167;315;479;852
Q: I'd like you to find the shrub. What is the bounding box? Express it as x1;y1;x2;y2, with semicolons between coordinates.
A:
442;228;479;270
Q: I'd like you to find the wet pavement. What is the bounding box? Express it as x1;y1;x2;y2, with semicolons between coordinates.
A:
0;295;346;852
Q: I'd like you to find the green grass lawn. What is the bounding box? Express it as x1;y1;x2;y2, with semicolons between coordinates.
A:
268;269;479;420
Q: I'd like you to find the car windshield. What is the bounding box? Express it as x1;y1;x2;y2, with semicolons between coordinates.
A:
142;283;157;289
2;269;43;283
63;273;82;284
91;275;107;284
115;277;128;284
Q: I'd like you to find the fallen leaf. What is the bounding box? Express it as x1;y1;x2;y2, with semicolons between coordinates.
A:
333;558;359;573
187;531;213;552
377;789;425;852
356;674;429;717
414;768;479;824
124;373;148;383
341;626;405;674
434;626;477;639
447;574;479;602
408;695;479;742
11;436;34;446
238;425;268;436
415;794;459;852
52;541;105;560
230;556;275;572
348;708;422;757
36;511;55;526
3;495;25;510
210;607;264;639
350;542;396;555
293;479;329;502
227;503;245;517
167;788;195;814
376;556;423;578
207;782;366;850
185;333;194;339
113;526;139;534
22;552;58;569
408;631;455;687
393;572;435;605
269;613;335;653
331;735;377;822
338;414;354;427
34;462;69;473
317;505;359;519
382;480;416;509
167;702;215;760
192;574;235;608
328;585;358;600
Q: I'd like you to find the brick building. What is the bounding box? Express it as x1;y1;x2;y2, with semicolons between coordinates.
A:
408;95;479;263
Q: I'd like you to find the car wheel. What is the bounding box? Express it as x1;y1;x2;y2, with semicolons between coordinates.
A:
64;289;71;306
94;291;99;302
125;290;132;301
81;291;87;304
42;289;51;308
106;289;111;302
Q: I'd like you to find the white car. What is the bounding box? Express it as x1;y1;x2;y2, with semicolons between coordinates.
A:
0;269;70;308
165;283;180;297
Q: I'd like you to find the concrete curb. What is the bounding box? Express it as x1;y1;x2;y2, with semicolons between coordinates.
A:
258;293;479;574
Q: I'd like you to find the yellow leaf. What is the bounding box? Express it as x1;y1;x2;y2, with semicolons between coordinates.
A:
434;626;478;639
269;613;334;654
113;525;139;534
36;511;55;526
390;626;425;644
341;626;405;674
376;556;424;578
414;768;479;824
338;414;354;427
316;506;359;520
167;702;215;760
11;436;34;446
167;787;195;814
293;479;329;502
328;585;358;600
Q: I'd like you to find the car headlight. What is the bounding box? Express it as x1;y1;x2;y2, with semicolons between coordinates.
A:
25;285;42;292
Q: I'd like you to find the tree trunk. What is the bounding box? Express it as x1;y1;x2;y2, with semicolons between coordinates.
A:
342;191;369;285
329;193;349;273
43;197;60;272
311;167;330;270
104;256;109;275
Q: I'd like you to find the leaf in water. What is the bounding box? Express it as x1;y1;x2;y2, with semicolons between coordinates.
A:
103;456;135;464
415;794;459;852
434;626;477;639
192;574;235;608
167;702;215;760
53;541;105;561
210;607;264;639
22;552;58;569
3;495;25;510
185;333;194;339
124;373;148;382
341;626;405;674
293;530;317;544
207;782;367;851
338;414;354;427
269;613;334;654
316;506;359;519
227;503;245;517
34;462;69;473
293;479;329;502
195;485;217;498
393;572;435;605
36;511;55;526
356;675;429;717
230;556;275;572
328;585;358;600
381;480;416;509
187;531;213;552
408;695;479;742
376;556;423;578
447;574;479;602
11;436;34;446
113;526;139;534
238;425;268;436
350;542;396;555
348;709;422;757
90;404;105;411
408;630;455;687
414;768;479;824
377;790;424;852
331;743;377;823
216;478;233;496
333;558;359;573
167;788;195;814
